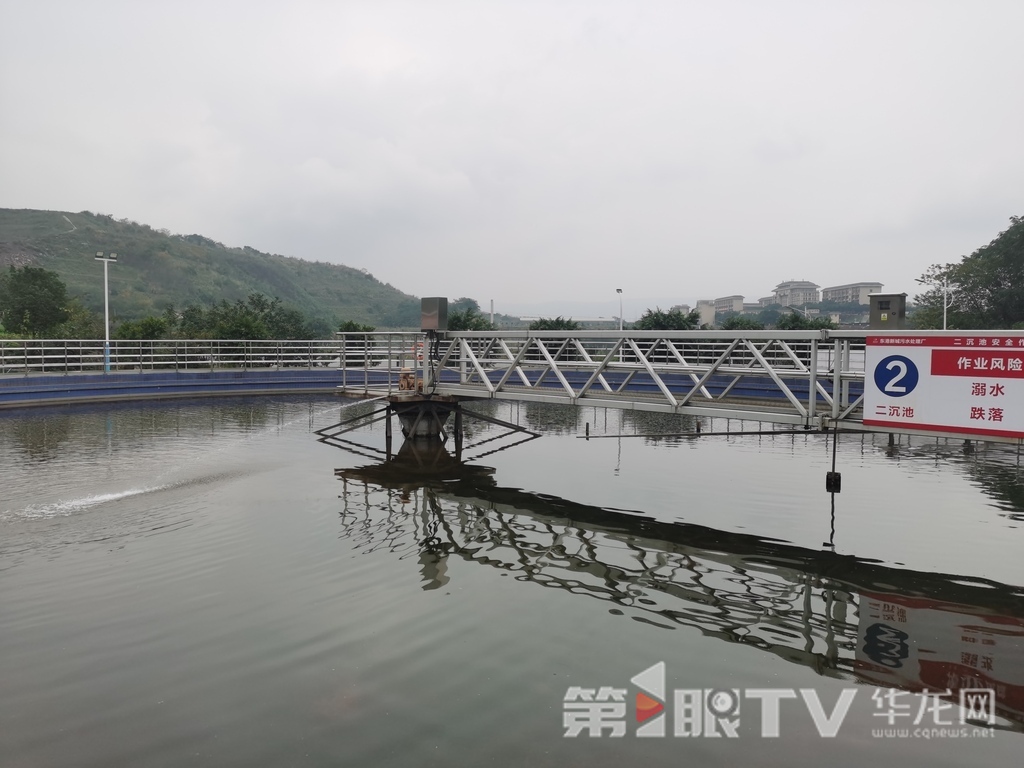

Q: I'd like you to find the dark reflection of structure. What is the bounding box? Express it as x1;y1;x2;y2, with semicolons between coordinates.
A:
339;438;496;488
335;449;1024;731
520;401;580;434
952;449;1024;523
619;409;702;446
6;413;73;460
0;396;324;463
969;462;1024;522
874;437;1024;523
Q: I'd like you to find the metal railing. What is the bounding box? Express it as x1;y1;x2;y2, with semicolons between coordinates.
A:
0;334;426;377
0;331;869;426
423;329;869;427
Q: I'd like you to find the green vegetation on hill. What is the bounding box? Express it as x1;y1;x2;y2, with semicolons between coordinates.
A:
0;208;422;328
0;266;69;335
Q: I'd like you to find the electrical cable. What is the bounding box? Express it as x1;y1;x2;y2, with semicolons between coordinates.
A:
426;329;440;395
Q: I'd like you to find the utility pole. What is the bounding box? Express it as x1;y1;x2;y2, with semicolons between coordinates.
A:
95;252;117;372
915;277;954;330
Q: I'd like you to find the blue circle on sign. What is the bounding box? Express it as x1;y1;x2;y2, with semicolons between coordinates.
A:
874;355;919;397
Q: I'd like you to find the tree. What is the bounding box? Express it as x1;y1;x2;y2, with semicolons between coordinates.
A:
633;307;702;330
115;316;168;340
720;315;765;331
449;297;481;314
338;320;376;333
51;298;103;339
263;303;314;339
774;312;836;330
757;308;782;327
176;304;209;338
529;316;581;331
171;293;318;339
0;266;70;336
913;215;1024;329
447;306;493;331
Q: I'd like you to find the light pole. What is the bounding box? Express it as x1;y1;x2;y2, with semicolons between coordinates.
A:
915;277;953;330
616;288;623;331
95;252;117;371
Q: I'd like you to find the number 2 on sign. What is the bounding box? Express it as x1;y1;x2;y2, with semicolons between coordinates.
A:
873;355;919;398
885;359;908;393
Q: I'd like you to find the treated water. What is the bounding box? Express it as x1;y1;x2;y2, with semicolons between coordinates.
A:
1;396;1021;767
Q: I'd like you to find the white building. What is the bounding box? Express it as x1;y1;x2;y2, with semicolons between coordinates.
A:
696;300;716;327
772;280;820;307
714;295;745;314
820;282;883;305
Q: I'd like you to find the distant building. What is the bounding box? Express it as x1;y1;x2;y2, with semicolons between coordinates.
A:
714;295;744;314
772;280;819;307
758;296;777;308
742;303;761;314
696;300;716;327
820;282;883;305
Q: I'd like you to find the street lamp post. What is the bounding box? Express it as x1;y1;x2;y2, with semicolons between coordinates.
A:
943;280;950;331
95;252;117;371
616;288;623;331
915;277;953;330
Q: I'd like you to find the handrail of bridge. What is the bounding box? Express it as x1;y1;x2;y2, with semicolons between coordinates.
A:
3;330;1003;433
0;332;866;427
0;334;426;377
427;329;869;427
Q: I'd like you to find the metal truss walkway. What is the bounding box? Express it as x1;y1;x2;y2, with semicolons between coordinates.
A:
339;330;868;431
6;331;1015;443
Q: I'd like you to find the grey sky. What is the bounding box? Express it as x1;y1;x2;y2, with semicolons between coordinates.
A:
1;1;1021;319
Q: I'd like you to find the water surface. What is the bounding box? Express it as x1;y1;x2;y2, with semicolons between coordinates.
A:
1;396;1022;766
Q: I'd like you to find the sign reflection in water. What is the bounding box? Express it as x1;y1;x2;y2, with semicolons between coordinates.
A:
335;437;1024;731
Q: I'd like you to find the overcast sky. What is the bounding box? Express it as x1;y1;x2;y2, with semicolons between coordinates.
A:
1;1;1021;319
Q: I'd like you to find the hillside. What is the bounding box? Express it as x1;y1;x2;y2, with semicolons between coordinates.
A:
0;208;421;328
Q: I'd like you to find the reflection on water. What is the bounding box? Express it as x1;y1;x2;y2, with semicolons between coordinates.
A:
0;398;289;463
343;438;497;486
971;462;1024;522
0;398;344;527
619;409;702;445
520;401;581;434
888;441;1024;523
336;441;1024;731
8;414;73;460
3;396;1024;767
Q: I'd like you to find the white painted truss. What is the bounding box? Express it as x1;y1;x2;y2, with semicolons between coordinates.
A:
425;330;864;429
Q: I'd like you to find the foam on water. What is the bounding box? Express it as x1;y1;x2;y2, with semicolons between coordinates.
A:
9;485;171;520
3;468;256;521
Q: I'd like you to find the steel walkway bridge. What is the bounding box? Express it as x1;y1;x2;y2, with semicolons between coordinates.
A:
327;328;1019;444
332;330;869;430
4;331;1019;445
